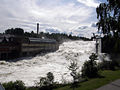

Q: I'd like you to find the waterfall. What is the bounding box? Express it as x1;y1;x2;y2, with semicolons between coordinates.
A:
0;40;95;86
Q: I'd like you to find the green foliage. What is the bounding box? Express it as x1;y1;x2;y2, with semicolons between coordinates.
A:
98;54;120;70
89;53;98;61
4;27;91;43
38;77;48;88
68;60;81;90
5;28;24;35
81;53;99;78
3;80;26;90
37;72;54;90
44;33;91;43
98;61;116;70
47;72;54;85
96;0;120;53
102;36;120;53
54;70;120;90
96;0;120;36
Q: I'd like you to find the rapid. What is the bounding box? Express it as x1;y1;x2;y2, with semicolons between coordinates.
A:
0;40;96;86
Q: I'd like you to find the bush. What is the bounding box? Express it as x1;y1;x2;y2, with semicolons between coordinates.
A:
98;60;120;70
47;72;54;85
102;36;120;53
81;53;99;78
37;72;54;90
68;60;81;89
3;80;26;90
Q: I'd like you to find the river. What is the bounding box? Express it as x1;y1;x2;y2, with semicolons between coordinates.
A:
0;40;95;86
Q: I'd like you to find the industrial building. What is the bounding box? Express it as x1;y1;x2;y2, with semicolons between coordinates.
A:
0;35;59;60
0;23;59;60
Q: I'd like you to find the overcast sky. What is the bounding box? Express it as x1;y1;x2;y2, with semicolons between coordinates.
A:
0;0;106;33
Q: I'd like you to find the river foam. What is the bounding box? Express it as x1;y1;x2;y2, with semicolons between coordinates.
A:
0;40;95;86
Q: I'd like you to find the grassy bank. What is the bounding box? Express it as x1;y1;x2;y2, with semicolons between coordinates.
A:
4;70;120;90
53;70;120;90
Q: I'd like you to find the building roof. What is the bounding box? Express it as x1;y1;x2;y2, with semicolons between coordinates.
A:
29;38;56;43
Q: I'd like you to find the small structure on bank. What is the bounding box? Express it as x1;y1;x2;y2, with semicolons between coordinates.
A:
96;35;102;54
0;84;5;90
92;33;102;54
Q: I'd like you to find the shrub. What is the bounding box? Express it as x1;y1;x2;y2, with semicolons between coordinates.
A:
3;80;26;90
68;60;81;90
98;60;120;70
47;72;54;85
81;53;99;78
37;72;54;90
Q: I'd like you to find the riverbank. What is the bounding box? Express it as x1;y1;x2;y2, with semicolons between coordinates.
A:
20;70;120;90
53;70;120;90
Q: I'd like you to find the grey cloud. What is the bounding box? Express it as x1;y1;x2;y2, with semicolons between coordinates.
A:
0;0;97;37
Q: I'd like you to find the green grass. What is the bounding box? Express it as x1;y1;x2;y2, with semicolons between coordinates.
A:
27;87;38;90
54;70;120;90
27;70;120;90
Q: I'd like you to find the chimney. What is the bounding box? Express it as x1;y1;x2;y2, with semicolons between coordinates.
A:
37;23;39;35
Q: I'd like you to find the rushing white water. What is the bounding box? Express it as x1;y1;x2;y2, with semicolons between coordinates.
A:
0;40;95;86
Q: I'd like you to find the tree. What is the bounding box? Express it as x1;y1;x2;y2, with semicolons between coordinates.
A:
37;72;54;90
47;72;54;85
81;53;99;78
96;1;120;53
3;80;26;90
31;31;34;34
14;28;24;35
5;28;24;35
5;28;14;34
68;60;81;90
96;0;120;36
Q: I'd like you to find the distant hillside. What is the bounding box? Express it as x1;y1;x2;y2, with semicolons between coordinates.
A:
3;28;92;43
41;25;97;39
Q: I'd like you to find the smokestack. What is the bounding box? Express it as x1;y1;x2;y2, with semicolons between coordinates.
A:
37;23;39;35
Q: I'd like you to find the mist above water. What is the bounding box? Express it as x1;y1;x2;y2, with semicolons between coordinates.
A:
0;40;95;86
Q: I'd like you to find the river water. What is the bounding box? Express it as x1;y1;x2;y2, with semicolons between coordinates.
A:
0;40;95;86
